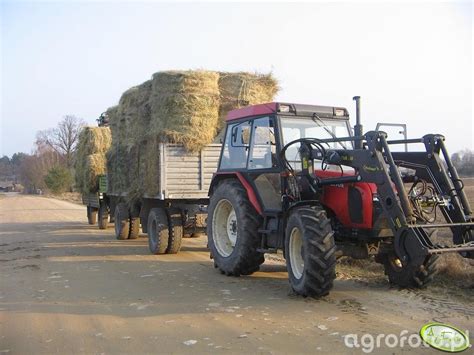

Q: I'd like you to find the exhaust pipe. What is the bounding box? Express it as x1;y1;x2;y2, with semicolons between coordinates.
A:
353;96;363;149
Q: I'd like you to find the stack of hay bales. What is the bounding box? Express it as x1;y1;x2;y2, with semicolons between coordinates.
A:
75;126;112;193
106;70;279;199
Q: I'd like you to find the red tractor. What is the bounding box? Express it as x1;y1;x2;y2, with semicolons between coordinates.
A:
207;97;474;297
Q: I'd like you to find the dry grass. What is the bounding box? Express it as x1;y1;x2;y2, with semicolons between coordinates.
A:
44;192;83;205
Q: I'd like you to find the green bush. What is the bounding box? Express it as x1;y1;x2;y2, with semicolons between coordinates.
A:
44;166;72;194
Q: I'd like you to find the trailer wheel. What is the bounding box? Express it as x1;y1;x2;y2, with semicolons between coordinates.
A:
87;206;97;225
147;208;169;254
207;180;264;276
129;217;140;239
114;203;130;240
383;253;439;288
98;203;109;230
285;206;336;298
166;212;183;254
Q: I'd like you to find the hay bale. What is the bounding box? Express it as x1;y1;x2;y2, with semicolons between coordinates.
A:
76;126;112;156
117;81;152;147
106;144;129;195
106;105;125;147
218;72;279;129
75;126;111;193
149;70;220;151
140;136;161;197
84;154;107;191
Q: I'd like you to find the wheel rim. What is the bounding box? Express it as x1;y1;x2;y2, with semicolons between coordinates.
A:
212;199;237;257
289;226;304;279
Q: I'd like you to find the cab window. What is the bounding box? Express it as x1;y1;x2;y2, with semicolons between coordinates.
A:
219;121;251;169
248;117;276;170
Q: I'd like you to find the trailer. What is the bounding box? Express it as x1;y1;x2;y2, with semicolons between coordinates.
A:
107;143;221;254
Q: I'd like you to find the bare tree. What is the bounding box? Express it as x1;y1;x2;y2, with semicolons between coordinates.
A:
37;115;85;168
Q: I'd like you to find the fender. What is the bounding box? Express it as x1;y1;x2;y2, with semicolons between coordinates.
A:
209;172;263;215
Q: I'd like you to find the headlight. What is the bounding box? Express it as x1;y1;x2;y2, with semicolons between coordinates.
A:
278;104;291;113
334;108;346;117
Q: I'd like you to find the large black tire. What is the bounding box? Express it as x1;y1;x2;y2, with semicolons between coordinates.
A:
167;211;183;254
87;206;97;225
98;203;109;230
147;208;169;254
382;253;439;288
285;206;336;297
207;180;264;276
114;203;130;240
129;217;140;239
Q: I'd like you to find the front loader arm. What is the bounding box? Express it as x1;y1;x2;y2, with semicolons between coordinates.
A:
329;131;421;264
391;135;473;245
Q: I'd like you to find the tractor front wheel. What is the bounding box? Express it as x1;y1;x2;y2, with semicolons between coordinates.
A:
285;206;336;297
207;180;264;276
382;253;439;288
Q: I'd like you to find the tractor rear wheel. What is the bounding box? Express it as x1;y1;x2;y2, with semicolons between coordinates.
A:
87;206;97;225
147;208;169;254
207;180;264;276
129;217;140;239
114;203;130;240
382;253;439;288
98;203;109;230
285;206;336;297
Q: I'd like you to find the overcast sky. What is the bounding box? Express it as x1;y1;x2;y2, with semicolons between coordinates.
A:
1;1;472;157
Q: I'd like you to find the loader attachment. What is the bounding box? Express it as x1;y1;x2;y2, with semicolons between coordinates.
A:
389;134;474;259
298;131;474;263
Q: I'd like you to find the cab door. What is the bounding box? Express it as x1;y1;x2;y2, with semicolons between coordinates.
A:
247;116;282;212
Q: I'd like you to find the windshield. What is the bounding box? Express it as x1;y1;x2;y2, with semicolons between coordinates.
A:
280;116;353;171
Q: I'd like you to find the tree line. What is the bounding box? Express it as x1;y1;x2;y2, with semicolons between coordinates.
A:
451;150;474;177
0;115;85;193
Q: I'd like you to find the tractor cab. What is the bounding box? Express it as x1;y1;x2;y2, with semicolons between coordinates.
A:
217;102;355;212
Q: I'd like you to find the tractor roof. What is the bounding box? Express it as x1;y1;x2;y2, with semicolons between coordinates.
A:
226;102;349;121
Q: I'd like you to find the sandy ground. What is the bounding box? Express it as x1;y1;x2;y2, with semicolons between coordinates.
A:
0;194;472;354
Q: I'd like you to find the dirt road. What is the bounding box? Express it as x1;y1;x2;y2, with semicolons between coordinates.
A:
0;194;472;354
